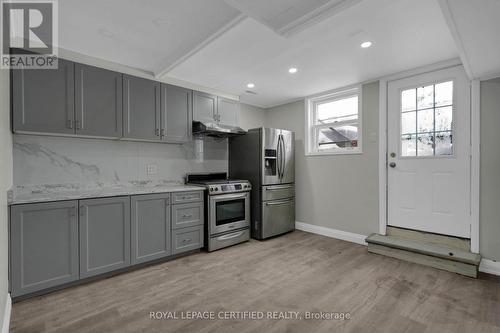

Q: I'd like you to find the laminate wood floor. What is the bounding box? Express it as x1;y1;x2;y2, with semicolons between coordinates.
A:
10;230;500;333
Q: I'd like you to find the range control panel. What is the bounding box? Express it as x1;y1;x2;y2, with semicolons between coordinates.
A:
208;182;252;194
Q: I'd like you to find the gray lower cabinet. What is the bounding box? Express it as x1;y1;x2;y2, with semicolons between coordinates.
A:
75;63;123;138
10;201;79;297
131;193;171;265
12;59;75;134
79;196;131;278
172;225;204;255
172;202;204;229
161;84;192;143
123;75;161;141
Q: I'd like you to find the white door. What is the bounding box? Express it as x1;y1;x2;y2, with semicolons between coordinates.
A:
387;66;471;238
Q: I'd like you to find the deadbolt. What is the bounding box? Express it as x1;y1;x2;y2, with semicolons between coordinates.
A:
390;152;396;158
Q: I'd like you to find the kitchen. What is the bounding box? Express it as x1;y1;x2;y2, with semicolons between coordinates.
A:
1;1;500;332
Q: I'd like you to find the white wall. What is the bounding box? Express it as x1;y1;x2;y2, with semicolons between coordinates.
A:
0;68;13;329
265;82;380;236
480;78;500;261
239;103;267;130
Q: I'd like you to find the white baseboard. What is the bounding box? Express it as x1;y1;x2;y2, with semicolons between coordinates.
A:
295;221;367;245
1;293;11;333
479;259;500;276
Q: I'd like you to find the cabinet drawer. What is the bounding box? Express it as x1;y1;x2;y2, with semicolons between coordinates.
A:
172;191;203;204
172;226;204;254
172;202;204;229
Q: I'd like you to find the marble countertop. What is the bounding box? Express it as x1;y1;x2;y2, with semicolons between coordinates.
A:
8;180;205;205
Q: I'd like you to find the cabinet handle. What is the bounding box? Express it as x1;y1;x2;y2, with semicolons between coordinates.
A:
182;214;192;219
160;128;165;137
155;128;160;136
182;238;192;243
67;119;73;129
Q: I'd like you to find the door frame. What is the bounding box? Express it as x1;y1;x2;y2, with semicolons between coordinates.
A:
378;58;480;253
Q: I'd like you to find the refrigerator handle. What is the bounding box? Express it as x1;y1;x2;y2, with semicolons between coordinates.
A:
277;134;283;180
281;135;286;179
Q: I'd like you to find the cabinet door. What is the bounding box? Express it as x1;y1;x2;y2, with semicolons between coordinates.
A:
161;84;192;142
75;64;122;138
10;201;79;297
131;193;171;265
12;59;75;134
123;75;161;141
193;91;217;123
217;97;240;127
79;197;130;278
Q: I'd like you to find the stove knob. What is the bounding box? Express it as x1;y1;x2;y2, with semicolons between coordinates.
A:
209;187;213;192
214;187;218;191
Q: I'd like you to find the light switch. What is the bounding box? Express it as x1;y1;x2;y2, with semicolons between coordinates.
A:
146;164;157;175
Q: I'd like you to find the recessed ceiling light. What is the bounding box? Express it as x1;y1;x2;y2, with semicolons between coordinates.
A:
361;41;372;48
288;67;298;74
247;83;255;89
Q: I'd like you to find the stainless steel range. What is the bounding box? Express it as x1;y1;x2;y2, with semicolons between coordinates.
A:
186;173;251;252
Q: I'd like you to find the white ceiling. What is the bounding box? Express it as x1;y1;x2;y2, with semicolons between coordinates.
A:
59;0;241;74
168;0;458;107
437;0;500;80
56;0;500;108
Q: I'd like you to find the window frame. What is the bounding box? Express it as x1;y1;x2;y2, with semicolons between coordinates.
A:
305;85;362;156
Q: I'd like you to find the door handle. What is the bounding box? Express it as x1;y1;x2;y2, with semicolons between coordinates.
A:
389;162;396;168
265;185;293;191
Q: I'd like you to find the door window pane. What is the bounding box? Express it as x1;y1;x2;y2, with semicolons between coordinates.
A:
400;81;453;157
401;111;416;134
401;89;416;111
417;85;434;109
435;81;453;107
417;134;434;156
435;106;453;132
401;134;417;156
435;131;453;155
417;109;434;133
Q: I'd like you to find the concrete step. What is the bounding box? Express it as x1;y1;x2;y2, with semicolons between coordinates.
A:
366;233;481;278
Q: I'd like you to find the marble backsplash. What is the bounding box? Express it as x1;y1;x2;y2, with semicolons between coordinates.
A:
13;134;228;186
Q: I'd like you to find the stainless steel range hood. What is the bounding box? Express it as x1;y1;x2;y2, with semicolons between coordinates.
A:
192;121;246;138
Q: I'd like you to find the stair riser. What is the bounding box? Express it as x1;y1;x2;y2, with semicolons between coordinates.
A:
368;243;478;278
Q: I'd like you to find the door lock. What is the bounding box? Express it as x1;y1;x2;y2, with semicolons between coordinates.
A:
389;162;396;168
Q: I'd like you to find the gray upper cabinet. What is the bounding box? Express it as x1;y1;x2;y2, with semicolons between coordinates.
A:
131;193;171;265
75;64;123;138
217;97;240;127
12;59;75;134
10;201;79;297
79;196;130;278
193;91;217;123
123;75;161;141
161;84;192;143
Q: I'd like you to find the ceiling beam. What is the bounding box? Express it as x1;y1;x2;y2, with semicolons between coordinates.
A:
437;0;475;79
154;14;246;79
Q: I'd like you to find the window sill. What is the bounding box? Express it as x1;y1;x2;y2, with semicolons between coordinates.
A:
306;149;363;156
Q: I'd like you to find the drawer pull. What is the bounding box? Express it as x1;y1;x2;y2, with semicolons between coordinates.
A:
182;238;192;243
182;214;193;219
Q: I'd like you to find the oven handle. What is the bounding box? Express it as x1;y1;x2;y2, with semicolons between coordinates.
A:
265;199;294;206
217;231;246;240
210;192;248;201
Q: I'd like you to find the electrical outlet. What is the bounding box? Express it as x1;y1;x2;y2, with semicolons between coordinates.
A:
146;164;157;175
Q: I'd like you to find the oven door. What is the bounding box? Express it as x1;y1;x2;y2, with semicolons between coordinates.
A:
209;192;250;235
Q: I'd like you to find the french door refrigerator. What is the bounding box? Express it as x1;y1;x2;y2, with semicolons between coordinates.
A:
229;128;295;240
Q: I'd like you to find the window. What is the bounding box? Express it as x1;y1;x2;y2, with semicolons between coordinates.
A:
400;81;453;157
305;87;362;155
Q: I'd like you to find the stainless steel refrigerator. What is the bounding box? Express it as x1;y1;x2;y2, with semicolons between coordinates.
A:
229;128;295;240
